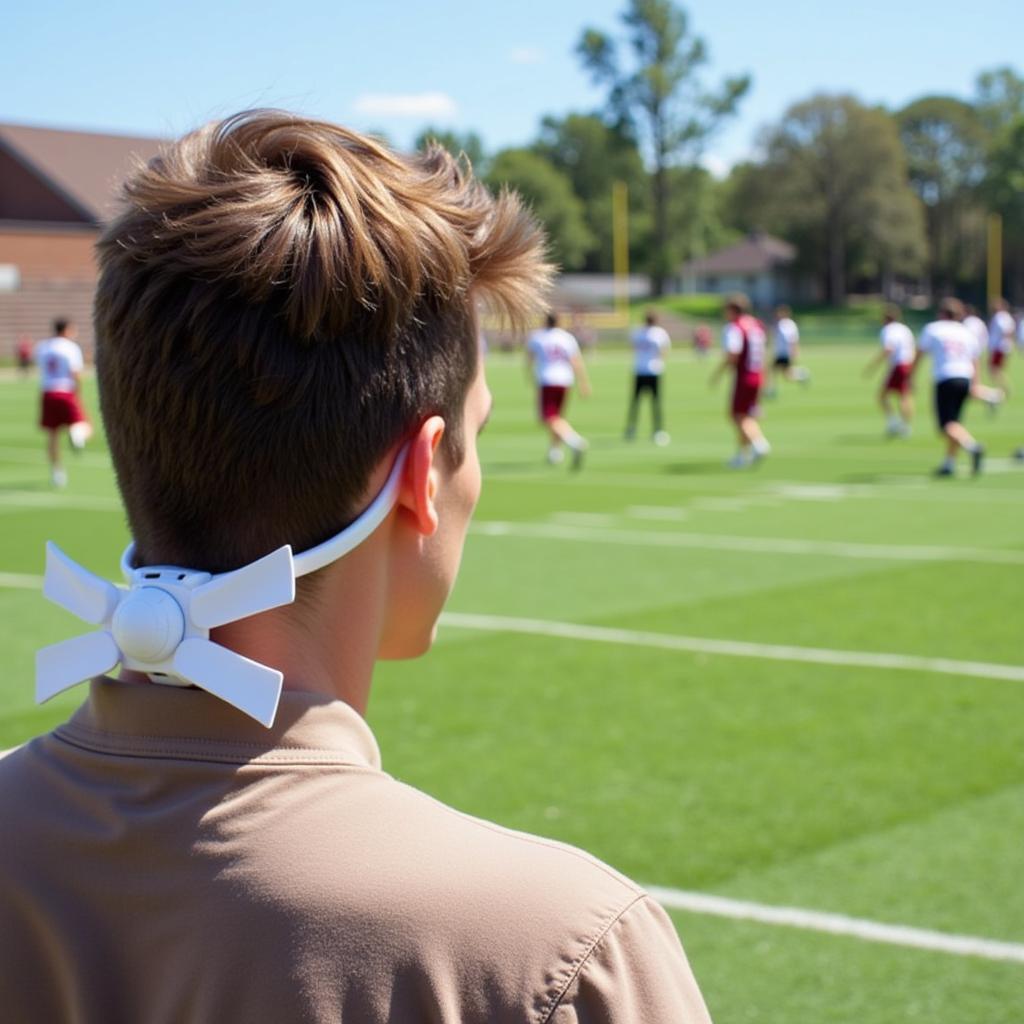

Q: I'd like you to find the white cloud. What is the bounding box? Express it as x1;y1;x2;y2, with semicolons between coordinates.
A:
352;92;457;118
509;47;544;65
699;153;733;179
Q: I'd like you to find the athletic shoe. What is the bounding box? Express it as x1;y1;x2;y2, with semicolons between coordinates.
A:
1013;447;1024;462
69;421;92;450
623;428;636;442
51;468;68;488
971;446;984;477
933;465;954;477
751;440;771;463
653;431;670;447
546;447;565;465
570;446;585;472
727;452;751;469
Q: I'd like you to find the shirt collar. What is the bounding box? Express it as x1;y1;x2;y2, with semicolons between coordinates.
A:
55;677;382;769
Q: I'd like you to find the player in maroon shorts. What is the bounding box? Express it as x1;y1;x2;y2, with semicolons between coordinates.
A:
526;312;591;469
711;294;770;467
862;304;916;436
34;318;92;487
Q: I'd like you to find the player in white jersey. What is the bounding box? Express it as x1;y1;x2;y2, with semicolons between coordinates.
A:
526;312;591;469
624;310;670;445
962;303;1004;413
912;298;985;476
766;305;809;396
987;297;1015;395
862;304;915;436
34;318;91;487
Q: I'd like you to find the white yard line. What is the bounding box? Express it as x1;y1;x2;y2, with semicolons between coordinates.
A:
440;612;1024;683
470;520;1024;566
0;491;121;512
0;571;43;590
645;885;1024;964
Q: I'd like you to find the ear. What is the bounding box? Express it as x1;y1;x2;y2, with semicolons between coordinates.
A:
396;416;445;537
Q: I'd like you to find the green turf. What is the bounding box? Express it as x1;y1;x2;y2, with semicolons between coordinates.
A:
2;340;1023;1022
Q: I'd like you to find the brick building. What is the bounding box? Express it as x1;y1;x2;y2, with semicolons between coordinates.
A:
0;123;163;359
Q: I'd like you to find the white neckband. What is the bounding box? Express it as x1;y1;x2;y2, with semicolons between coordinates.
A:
120;445;409;581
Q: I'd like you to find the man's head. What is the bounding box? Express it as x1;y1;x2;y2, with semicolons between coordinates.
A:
53;319;75;339
724;294;750;322
939;298;965;322
992;297;1008;313
644;310;658;327
95;111;550;576
883;303;901;325
545;311;559;329
774;305;791;321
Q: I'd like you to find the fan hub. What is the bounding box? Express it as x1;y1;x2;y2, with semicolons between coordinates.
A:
111;587;186;664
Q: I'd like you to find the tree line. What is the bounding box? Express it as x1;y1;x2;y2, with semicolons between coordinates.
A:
417;0;1024;306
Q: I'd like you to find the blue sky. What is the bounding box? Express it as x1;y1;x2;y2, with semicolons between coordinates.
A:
4;0;1022;173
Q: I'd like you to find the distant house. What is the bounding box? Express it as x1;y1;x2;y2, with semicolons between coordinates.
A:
0;122;164;356
676;232;820;309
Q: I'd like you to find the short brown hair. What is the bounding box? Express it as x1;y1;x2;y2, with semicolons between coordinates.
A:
724;293;750;316
939;297;964;321
96;111;551;572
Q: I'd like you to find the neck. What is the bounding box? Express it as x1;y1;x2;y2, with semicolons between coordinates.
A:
213;534;389;716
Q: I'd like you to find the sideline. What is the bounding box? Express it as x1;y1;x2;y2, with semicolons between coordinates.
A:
440;612;1024;683
0;572;43;590
646;884;1024;964
471;520;1024;566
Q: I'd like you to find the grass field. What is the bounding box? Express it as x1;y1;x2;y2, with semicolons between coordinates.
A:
2;340;1023;1022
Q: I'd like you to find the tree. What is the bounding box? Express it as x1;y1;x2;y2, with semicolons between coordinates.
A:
533;113;650;272
974;67;1024;134
486;149;594;271
755;94;926;303
896;97;986;292
413;127;487;173
577;0;749;294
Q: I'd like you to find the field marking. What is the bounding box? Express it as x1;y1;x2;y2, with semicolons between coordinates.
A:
645;885;1024;964
550;511;618;528
0;571;43;590
627;505;690;522
471;520;1024;566
485;470;1024;503
0;491;121;512
440;612;1024;683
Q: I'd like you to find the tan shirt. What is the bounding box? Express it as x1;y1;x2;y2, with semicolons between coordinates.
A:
0;679;712;1023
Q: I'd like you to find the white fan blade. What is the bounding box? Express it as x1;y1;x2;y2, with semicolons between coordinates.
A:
36;631;120;703
173;638;283;728
44;542;121;625
190;546;295;629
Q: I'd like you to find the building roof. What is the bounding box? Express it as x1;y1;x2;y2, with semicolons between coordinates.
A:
0;122;164;223
681;233;796;276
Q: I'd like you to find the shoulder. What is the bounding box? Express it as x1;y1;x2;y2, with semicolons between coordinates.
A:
286;773;662;1017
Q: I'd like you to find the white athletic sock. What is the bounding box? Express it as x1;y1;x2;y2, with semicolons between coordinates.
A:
752;437;771;455
565;431;587;451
